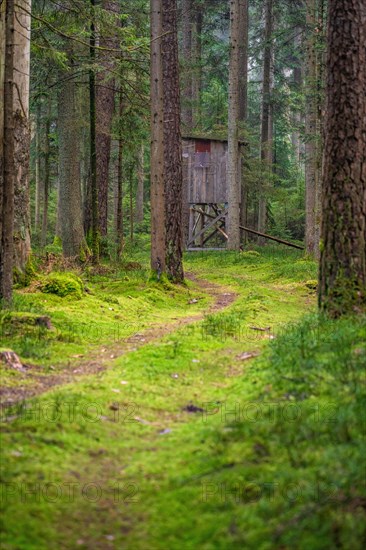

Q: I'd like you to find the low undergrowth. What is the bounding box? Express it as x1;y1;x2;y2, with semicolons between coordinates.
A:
0;259;208;372
1;248;364;549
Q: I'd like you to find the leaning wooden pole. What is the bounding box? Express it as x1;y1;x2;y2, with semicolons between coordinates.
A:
240;226;304;250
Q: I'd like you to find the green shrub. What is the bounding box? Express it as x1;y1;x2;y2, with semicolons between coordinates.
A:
41;272;84;299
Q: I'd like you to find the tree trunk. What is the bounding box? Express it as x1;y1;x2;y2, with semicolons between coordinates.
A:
90;0;99;260
0;0;5;259
58;74;88;259
305;0;321;258
319;0;366;317
150;0;166;276
292;17;303;166
115;92;124;257
162;0;184;282
239;0;248;230
238;0;248;122
35;102;42;235
13;0;31;272
115;135;123;257
227;0;240;251
136;143;144;224
0;0;15;304
258;0;273;240
41;97;51;248
96;0;118;239
314;0;326;258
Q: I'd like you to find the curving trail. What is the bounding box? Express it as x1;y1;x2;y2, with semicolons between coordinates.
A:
0;274;238;408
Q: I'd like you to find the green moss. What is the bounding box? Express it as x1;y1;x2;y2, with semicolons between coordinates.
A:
305;279;318;290
13;258;37;288
241;250;261;258
41;272;84;299
323;271;366;317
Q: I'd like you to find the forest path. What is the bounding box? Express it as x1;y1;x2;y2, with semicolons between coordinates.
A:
1;253;319;549
0;273;238;407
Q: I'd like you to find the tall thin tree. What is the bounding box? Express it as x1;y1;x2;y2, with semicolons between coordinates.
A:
305;0;320;258
150;0;166;276
238;0;249;229
162;0;184;282
258;0;273;240
89;0;99;261
227;0;240;251
96;0;118;239
0;0;15;304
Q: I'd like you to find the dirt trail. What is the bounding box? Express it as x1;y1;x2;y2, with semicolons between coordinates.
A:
0;274;237;408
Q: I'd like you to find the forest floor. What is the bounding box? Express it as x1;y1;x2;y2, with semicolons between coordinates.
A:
1;248;365;549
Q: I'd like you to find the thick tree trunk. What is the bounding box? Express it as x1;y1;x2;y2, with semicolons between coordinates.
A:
150;0;166;276
13;0;31;272
96;0;118;238
0;0;15;304
258;0;273;239
227;0;240;251
136;143;144;224
162;0;184;282
0;0;5;255
319;0;366;317
58;75;89;259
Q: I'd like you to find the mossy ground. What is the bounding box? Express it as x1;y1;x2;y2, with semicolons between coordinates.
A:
1;247;365;549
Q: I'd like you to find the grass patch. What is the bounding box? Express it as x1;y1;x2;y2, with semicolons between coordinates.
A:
0;259;209;371
2;249;363;548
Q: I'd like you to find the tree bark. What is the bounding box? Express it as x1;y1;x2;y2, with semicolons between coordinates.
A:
150;0;166;276
41;97;51;248
35;102;42;234
319;0;366;317
90;0;99;260
136;143;144;224
239;0;248;230
305;0;318;257
96;0;118;239
238;0;248;122
0;0;5;257
162;0;184;282
58;73;89;259
258;0;273;240
227;0;240;251
13;0;31;272
115;91;124;257
0;0;15;304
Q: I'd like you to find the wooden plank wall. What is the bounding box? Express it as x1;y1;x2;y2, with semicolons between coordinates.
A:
182;139;241;204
